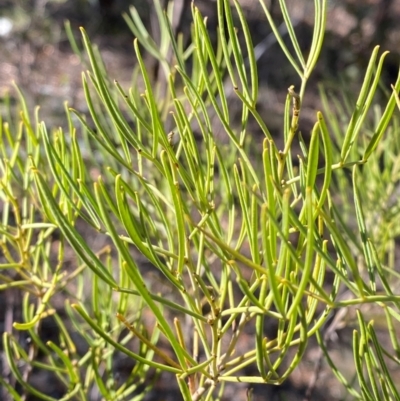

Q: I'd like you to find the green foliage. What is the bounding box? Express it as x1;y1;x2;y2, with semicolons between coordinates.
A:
2;0;400;400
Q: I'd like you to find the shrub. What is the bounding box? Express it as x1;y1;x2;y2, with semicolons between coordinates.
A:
2;0;400;400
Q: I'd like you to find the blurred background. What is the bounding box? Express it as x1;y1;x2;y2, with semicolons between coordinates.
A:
0;0;399;128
